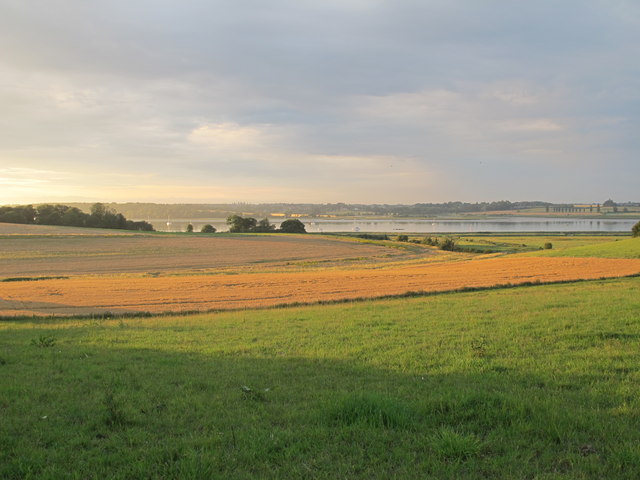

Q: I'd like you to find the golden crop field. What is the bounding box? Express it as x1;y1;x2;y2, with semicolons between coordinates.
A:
3;256;639;317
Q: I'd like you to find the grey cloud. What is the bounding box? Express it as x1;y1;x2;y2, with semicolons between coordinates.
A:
0;0;638;203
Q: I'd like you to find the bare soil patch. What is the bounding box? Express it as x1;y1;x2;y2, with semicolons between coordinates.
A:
0;222;142;235
0;233;426;277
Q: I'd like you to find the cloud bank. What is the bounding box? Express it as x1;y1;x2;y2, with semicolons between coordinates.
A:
1;0;638;203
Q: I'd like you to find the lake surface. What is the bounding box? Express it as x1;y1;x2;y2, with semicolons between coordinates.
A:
146;216;639;234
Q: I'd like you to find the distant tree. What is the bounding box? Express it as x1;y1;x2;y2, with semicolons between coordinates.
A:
0;205;37;224
88;202;122;228
279;219;306;234
632;221;640;237
603;199;616;207
0;209;26;224
227;215;257;233
90;202;108;217
186;223;194;233
201;224;216;233
254;218;275;233
544;242;553;249
125;220;154;231
60;207;87;227
396;234;409;242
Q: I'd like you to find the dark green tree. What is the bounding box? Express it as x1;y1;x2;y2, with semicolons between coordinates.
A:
186;223;194;233
201;224;216;233
60;207;87;227
279;219;306;233
0;205;37;224
633;221;640;237
227;215;257;233
36;204;72;225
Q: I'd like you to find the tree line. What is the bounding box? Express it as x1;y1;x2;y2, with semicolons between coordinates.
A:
226;215;306;233
0;203;154;231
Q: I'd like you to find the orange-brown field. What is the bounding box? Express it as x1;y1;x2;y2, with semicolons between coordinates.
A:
2;223;639;317
3;256;639;317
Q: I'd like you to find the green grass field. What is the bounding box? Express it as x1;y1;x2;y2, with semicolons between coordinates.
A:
528;237;640;259
394;234;629;255
2;276;640;479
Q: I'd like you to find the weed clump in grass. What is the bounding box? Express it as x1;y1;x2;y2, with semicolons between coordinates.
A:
103;391;128;428
328;393;415;429
31;335;56;348
429;427;483;460
470;337;489;357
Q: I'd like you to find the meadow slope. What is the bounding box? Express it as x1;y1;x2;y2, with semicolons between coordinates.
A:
1;277;640;478
527;237;640;259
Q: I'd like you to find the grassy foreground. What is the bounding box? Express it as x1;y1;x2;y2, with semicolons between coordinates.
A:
2;277;640;479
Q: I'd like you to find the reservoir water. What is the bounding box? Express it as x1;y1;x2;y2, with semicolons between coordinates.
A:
147;216;639;234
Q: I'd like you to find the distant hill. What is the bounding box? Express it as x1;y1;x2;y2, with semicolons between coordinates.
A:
61;201;556;219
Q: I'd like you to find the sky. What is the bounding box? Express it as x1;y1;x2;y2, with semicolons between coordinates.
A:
1;0;639;205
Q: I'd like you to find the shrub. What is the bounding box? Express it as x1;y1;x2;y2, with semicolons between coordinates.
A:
201;224;216;233
632;221;640;237
186;223;194;233
439;237;457;251
396;235;409;242
544;242;553;249
355;234;389;240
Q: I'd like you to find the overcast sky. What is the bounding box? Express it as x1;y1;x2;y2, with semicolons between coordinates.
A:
1;0;638;204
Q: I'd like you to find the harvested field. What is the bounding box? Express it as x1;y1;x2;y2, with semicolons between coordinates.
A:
0;232;429;277
0;222;142;236
2;257;639;316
